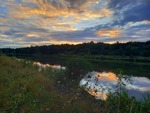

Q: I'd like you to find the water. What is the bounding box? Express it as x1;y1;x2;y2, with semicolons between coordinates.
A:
33;61;66;71
17;56;150;100
80;71;150;100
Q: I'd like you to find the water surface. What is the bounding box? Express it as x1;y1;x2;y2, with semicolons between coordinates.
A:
80;71;150;100
17;56;150;100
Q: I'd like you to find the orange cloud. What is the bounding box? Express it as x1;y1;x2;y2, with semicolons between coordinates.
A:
26;33;40;37
50;39;82;45
96;29;122;38
8;0;112;31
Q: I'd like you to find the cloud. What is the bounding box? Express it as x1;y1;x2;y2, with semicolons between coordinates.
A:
5;0;111;31
49;39;83;45
0;0;150;48
64;0;88;8
108;0;150;24
96;29;122;38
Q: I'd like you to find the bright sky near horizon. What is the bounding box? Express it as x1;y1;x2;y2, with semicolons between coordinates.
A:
0;0;150;48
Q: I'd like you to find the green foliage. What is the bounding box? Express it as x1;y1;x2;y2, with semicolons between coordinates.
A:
0;55;149;113
1;41;150;57
104;73;150;113
0;55;100;113
106;92;142;113
0;55;60;112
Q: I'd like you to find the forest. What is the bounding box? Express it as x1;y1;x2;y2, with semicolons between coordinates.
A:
1;41;150;57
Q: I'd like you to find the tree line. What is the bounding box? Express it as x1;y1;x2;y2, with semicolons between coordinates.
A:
0;41;150;57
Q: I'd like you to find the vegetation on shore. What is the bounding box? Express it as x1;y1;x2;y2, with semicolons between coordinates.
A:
1;41;150;57
0;55;150;113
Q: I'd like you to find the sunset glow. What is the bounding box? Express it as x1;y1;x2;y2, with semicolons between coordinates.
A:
0;0;150;47
96;29;122;38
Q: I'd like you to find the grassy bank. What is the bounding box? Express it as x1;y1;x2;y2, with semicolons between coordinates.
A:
5;53;150;64
0;55;102;113
54;54;150;64
0;55;149;113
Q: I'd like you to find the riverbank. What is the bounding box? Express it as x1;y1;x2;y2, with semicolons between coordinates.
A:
0;55;149;113
5;53;150;65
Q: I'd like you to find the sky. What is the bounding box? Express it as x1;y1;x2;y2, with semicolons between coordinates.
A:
0;0;150;48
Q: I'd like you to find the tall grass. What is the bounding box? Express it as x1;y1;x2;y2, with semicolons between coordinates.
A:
104;73;150;113
0;55;57;112
0;55;149;113
0;55;100;113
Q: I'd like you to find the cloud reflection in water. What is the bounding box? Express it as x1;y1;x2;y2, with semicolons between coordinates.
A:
33;62;66;71
80;71;150;100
